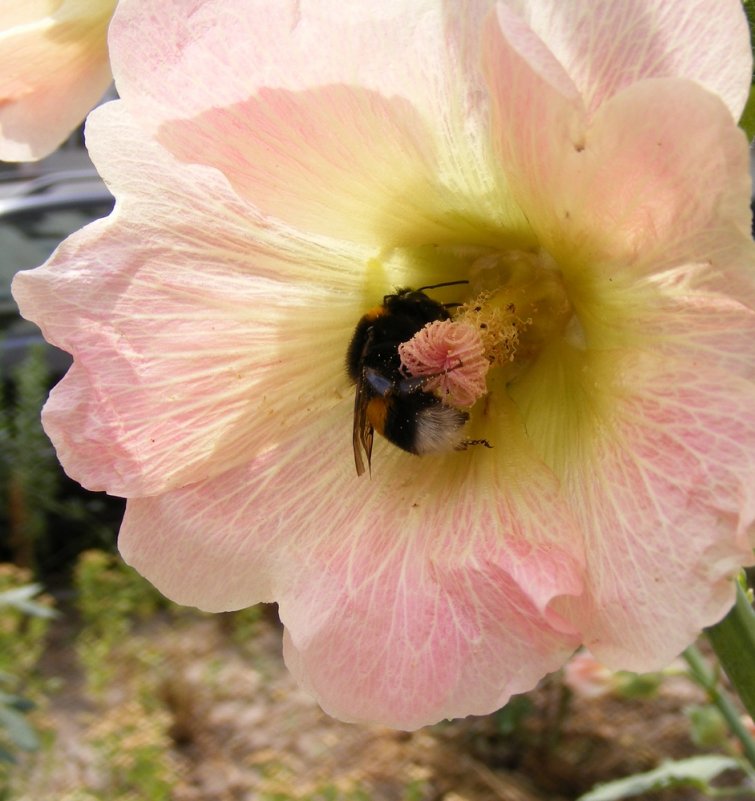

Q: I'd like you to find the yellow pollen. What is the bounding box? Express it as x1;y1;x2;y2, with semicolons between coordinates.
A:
454;290;525;369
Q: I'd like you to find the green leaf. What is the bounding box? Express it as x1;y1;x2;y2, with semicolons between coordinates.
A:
0;584;56;618
744;0;755;33
0;704;39;751
576;756;744;801
686;705;729;749
739;84;755;142
0;745;16;764
0;691;35;713
742;1;755;140
0;584;44;604
6;697;35;714
495;694;533;735
706;582;755;721
613;671;662;700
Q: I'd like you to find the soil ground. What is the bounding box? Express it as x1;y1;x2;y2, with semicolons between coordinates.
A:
9;606;745;801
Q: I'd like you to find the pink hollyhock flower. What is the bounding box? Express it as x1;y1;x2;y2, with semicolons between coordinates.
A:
562;650;615;699
12;0;755;728
0;0;116;162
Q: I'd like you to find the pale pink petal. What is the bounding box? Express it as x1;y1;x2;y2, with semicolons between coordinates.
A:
506;240;755;667
160;88;447;245
552;343;755;670
110;0;475;130
559;79;751;270
562;650;613;699
108;0;525;242
507;0;751;119
119;397;583;729
624;259;755;384
483;8;752;272
0;0;114;161
12;102;367;496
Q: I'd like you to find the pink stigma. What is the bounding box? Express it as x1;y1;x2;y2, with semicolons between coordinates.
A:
399;320;489;408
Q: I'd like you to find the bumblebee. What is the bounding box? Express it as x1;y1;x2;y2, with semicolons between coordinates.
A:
346;283;470;476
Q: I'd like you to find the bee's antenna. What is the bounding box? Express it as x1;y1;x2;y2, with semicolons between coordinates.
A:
415;280;469;293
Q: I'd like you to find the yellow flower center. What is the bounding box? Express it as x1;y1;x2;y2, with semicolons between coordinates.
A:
377;235;620;475
460;248;573;383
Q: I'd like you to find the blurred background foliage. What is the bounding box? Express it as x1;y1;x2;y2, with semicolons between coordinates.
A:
0;344;122;577
742;1;755;140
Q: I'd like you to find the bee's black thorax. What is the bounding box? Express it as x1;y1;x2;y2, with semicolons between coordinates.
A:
346;288;450;381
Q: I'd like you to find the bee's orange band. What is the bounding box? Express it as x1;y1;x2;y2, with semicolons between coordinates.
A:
366;397;388;435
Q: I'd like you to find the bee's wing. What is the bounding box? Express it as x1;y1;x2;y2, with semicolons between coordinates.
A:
353;371;373;477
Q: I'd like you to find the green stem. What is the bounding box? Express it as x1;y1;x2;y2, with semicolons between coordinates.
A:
706;583;755;721
709;789;755;799
683;644;755;770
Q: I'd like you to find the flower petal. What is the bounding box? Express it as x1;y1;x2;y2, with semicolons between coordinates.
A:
119;397;584;728
12;101;366;496
555;342;755;670
0;0;114;161
508;0;751;119
483;7;752;272
110;0;480;129
559;79;751;271
641;265;755;382
108;0;526;244
160;88;449;246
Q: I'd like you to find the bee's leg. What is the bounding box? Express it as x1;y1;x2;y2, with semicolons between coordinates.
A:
364;366;394;397
398;360;465;393
397;374;431;394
